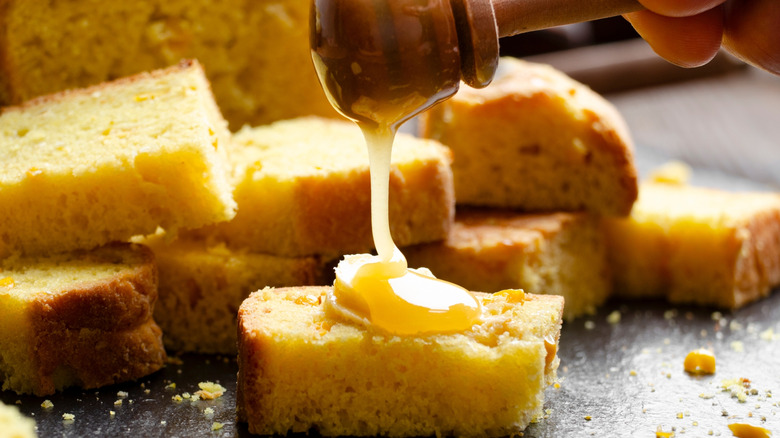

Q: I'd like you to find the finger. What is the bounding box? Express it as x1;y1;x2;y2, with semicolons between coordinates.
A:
636;0;726;17
723;0;780;74
625;8;723;68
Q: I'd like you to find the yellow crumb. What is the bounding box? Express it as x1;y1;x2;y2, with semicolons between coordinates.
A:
584;416;591;421
727;423;772;438
62;413;75;421
647;160;692;185
195;381;226;400
41;400;53;409
684;349;716;375
110;410;115;417
211;422;224;431
113;400;122;406
165;383;176;390
204;407;215;417
172;395;183;402
606;310;621;324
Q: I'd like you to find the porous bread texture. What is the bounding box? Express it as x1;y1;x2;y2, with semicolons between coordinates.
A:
0;60;236;259
143;233;331;354
188;117;455;258
237;286;563;437
0;401;36;438
604;182;780;308
0;0;336;129
0;243;166;396
419;57;638;216
404;209;610;320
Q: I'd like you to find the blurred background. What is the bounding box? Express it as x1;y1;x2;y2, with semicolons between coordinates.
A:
502;17;780;190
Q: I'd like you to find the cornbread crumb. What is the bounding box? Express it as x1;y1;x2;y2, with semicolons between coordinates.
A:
722;378;751;402
62;413;75;421
607;311;621;324
161;420;167;425
204;407;215;417
195;381;226;400
647;161;692;185
117;391;128;398
211;422;224;431
110;411;115;418
0;401;36;438
683;349;716;375
41;400;53;409
113;400;122;407
165;383;176;390
172;395;183;403
584;321;596;330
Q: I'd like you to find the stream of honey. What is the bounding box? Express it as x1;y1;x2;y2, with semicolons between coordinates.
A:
311;0;482;335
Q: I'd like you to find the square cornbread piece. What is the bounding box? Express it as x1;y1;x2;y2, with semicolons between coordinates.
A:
405;209;610;319
419;57;638;216
190;117;454;257
0;243;166;396
143;234;331;354
604;183;780;308
237;286;563;437
0;1;337;129
0;60;236;259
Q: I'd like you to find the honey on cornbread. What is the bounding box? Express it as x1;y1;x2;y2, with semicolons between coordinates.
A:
604;182;780;308
237;286;563;436
419;57;638;216
0;60;236;259
0;243;165;396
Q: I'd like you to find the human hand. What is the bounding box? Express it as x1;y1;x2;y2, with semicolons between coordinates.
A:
624;0;779;75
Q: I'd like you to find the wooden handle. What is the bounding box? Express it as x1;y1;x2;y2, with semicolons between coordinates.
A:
492;0;644;38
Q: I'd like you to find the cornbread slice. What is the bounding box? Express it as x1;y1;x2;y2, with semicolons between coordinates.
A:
0;0;336;129
604;183;780;308
0;60;236;258
189;117;455;257
404;209;610;319
237;286;563;437
0;401;36;438
0;243;166;396
419;57;638;216
143;234;331;353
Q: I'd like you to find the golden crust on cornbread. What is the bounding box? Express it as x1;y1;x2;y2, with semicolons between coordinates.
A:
0;243;166;396
0;60;236;259
188;117;455;258
604;182;780;308
237;286;563;437
405;209;610;319
419;57;638;216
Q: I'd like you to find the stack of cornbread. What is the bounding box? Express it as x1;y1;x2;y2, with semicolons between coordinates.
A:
0;60;236;396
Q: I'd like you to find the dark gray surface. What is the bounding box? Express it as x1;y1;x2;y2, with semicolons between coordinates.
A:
3;292;779;437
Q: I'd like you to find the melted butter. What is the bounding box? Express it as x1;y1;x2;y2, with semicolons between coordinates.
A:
311;0;480;335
